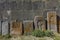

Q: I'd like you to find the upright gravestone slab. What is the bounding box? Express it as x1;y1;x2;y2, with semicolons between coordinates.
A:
2;21;9;35
58;20;60;33
47;11;57;32
23;20;33;35
57;19;60;33
10;21;22;35
57;16;60;33
34;16;46;31
0;20;1;34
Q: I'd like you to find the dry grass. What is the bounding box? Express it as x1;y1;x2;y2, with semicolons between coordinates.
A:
0;35;54;40
1;33;60;40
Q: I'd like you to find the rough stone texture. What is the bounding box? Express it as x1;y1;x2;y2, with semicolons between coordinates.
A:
10;21;22;35
0;0;59;21
0;20;1;34
34;16;46;31
57;16;60;33
23;20;33;34
58;20;60;33
2;21;9;35
0;0;60;21
47;11;57;32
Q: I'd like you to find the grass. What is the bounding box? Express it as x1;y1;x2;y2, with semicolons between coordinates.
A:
53;33;60;40
54;36;60;40
0;34;60;40
0;35;46;40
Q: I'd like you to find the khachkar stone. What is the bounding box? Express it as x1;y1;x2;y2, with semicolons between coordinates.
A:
23;20;33;35
47;11;57;32
10;21;22;35
2;21;9;35
34;16;46;31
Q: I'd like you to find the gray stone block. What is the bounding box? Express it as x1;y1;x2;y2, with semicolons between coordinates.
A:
2;21;9;35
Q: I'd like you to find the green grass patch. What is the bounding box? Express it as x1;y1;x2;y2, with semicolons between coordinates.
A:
32;30;54;37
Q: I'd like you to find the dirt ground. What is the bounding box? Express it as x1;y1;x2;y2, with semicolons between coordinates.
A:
2;35;53;40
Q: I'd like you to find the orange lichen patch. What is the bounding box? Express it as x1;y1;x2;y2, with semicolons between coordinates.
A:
48;19;57;24
48;14;56;18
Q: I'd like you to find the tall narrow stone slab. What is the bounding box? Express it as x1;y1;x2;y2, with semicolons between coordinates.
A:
34;16;46;31
10;21;22;35
0;20;1;34
23;20;33;35
2;21;9;35
47;11;57;32
58;20;60;33
57;16;60;33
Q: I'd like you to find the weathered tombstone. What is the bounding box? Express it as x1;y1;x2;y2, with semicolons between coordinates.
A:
10;21;22;35
2;21;9;35
23;20;33;35
47;11;57;32
0;20;2;34
57;16;60;33
58;20;60;33
34;16;46;31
